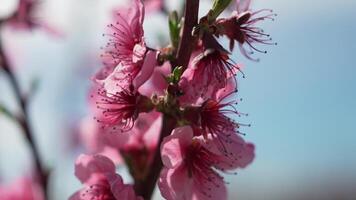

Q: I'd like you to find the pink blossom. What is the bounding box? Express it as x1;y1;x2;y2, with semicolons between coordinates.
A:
215;0;276;60
94;86;153;132
158;126;254;200
79;116;123;164
101;47;158;95
99;0;156;93
70;154;142;200
0;176;44;200
183;75;251;157
179;49;240;105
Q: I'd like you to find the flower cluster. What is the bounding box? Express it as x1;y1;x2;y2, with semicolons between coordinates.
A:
72;0;275;199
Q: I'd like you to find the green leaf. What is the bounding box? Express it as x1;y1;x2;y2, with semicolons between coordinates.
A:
0;104;15;121
165;66;184;84
169;11;181;48
172;66;183;83
210;0;233;21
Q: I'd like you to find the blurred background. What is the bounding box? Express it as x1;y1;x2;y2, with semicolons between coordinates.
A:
0;0;355;199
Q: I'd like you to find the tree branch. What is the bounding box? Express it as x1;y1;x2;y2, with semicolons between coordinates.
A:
134;1;200;199
173;0;200;70
0;33;49;200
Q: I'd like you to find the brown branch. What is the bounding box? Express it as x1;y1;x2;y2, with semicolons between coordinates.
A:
0;33;49;200
134;115;176;199
173;0;200;70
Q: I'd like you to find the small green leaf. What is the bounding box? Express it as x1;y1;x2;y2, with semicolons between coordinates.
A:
165;66;184;84
210;0;233;22
0;104;15;121
169;11;181;48
172;66;183;83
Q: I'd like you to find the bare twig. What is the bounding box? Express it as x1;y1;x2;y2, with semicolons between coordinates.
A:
0;33;49;199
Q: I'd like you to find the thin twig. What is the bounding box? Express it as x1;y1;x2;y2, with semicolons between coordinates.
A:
0;33;49;199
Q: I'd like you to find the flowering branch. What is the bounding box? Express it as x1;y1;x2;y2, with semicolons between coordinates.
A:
0;35;49;199
131;1;200;199
70;0;275;199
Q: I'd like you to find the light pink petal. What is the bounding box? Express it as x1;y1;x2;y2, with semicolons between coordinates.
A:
144;0;163;13
206;133;255;170
0;176;43;200
68;191;81;200
74;154;116;184
158;166;193;200
102;63;135;94
107;174;143;200
133;50;157;89
214;73;237;101
132;40;147;64
161;126;193;168
130;0;145;36
236;0;251;13
143;112;162;149
138;61;171;97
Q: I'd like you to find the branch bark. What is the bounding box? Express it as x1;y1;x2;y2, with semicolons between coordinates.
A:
173;0;200;70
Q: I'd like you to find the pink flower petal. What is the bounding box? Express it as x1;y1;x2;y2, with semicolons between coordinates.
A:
74;154;116;184
158;166;193;200
205;133;255;170
161;126;194;168
133;50;157;89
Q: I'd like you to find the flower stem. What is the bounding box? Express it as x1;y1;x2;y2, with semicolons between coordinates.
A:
0;35;49;199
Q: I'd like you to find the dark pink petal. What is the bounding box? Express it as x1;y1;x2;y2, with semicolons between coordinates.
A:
161;126;194;168
74;154;116;184
191;171;227;200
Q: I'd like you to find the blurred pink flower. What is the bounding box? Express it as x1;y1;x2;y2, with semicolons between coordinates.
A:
158;126;254;200
0;176;43;200
5;0;62;36
70;154;142;200
143;0;163;13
